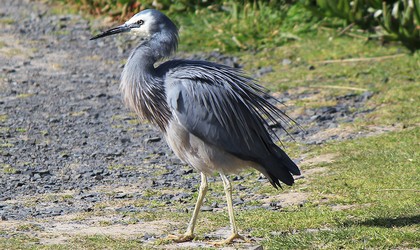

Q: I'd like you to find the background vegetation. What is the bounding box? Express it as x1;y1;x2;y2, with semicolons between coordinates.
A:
55;0;419;51
2;0;418;249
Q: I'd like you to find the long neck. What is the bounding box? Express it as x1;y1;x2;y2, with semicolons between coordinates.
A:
120;44;171;131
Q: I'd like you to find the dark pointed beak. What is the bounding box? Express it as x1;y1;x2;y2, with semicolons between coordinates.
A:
90;24;130;40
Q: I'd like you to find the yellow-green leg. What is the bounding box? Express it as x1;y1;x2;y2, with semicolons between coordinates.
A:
167;172;208;242
213;173;245;245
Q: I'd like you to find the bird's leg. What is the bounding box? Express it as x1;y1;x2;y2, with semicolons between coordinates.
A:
185;172;208;236
212;173;245;245
167;172;208;243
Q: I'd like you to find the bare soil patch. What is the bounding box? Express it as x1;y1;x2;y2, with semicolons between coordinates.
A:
0;0;401;248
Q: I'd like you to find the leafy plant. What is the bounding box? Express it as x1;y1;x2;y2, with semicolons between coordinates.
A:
197;1;295;51
302;0;420;50
302;0;378;28
54;0;236;21
373;0;420;51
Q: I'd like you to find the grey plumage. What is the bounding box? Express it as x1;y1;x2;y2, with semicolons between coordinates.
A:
161;60;299;187
91;9;301;243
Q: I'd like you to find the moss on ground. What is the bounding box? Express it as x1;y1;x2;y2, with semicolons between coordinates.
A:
1;1;418;249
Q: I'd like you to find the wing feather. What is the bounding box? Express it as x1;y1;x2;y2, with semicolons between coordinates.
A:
158;60;300;187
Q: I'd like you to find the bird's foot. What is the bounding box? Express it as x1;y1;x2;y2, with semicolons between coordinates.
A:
166;233;195;243
211;232;247;245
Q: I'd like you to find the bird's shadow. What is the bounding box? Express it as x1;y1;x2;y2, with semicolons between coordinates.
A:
346;214;420;228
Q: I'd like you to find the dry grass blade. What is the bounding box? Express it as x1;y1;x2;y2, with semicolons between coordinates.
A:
316;54;406;64
309;85;369;91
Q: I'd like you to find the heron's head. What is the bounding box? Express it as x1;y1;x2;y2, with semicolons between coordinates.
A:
90;9;178;44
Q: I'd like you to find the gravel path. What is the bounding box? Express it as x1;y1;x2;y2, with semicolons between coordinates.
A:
0;0;374;242
1;0;186;219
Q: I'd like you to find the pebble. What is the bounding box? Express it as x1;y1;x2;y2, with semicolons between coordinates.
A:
143;233;153;241
233;198;245;205
114;193;127;199
201;206;213;212
145;137;161;143
0;0;374;221
236;184;247;191
282;58;292;65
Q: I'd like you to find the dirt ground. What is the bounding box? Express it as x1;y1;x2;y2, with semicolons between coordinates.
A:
0;0;398;248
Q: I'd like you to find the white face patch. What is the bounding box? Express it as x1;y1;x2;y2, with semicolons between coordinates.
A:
125;11;154;37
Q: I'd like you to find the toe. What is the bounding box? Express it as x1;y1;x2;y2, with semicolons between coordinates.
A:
212;232;245;245
166;233;195;243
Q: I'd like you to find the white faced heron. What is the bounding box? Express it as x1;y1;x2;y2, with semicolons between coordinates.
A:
91;9;301;244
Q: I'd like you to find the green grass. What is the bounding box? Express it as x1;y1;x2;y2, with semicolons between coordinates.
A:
51;0;317;53
1;130;418;248
255;128;419;249
2;1;419;249
172;2;298;52
241;32;419;129
0;114;8;122
1;164;18;174
3;51;419;250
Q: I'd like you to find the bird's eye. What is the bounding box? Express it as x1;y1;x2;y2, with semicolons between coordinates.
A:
136;20;144;25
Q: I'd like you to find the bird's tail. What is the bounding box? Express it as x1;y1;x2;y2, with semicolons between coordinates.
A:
260;146;301;189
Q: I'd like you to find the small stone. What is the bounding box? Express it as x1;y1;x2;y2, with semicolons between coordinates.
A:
232;175;243;181
360;91;373;101
81;170;94;177
59;16;70;22
201;206;213;212
37;170;51;176
114;193;127;199
121;138;131;144
233;198;244;205
143;233;153;240
2;68;16;73
94;175;103;181
171;192;190;201
84;206;94;212
310;115;320;122
183;169;193;175
2;152;11;157
93;169;103;175
282;58;292;65
145;137;161;143
80;193;95;199
105;151;122;157
49;118;60;123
